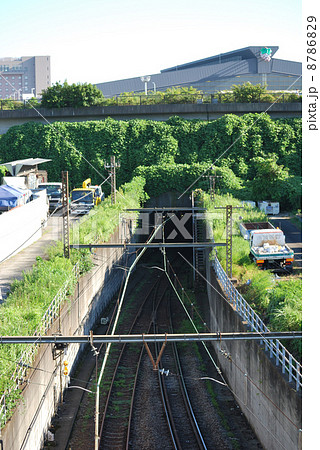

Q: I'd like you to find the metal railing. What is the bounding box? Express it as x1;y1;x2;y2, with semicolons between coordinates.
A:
213;256;302;391
0;263;79;428
0;91;302;110
100;91;302;106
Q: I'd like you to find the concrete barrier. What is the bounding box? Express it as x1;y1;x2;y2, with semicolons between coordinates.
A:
0;190;48;262
206;262;302;450
0;103;302;134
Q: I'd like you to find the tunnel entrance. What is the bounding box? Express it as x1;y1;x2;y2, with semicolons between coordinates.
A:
133;191;209;285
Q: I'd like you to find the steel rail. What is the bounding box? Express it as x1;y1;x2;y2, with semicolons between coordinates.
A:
0;331;302;345
125;276;172;450
156;326;183;450
98;276;162;448
168;296;208;450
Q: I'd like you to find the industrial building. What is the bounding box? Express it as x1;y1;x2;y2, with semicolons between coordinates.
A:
96;46;301;97
0;56;51;100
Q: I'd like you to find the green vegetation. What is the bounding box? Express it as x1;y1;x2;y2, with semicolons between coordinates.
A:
231;82;267;103
41;81;104;108
102;83;301;105
0;176;146;426
0;113;301;209
0;165;6;177
203;191;302;360
0;82;301;111
0;98;40;110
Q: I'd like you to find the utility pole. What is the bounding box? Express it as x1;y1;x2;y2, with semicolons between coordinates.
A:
105;156;120;204
203;173;222;201
61;171;70;259
226;205;232;279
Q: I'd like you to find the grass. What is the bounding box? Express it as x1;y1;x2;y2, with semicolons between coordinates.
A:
0;176;147;428
201;190;302;360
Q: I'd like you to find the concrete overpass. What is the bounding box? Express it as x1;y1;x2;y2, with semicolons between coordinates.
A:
0;102;301;134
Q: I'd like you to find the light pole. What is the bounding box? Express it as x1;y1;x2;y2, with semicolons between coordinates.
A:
152;81;156;93
140;75;151;95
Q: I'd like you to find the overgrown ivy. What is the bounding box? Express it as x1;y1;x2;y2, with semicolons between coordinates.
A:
0;114;301;208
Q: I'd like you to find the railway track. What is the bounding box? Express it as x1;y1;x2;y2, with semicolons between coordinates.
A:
98;272;169;449
68;253;262;449
155;293;208;450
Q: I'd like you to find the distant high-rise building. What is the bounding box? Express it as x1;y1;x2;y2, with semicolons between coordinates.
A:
0;56;51;100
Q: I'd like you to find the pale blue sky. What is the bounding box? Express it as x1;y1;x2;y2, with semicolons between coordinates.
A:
1;0;303;85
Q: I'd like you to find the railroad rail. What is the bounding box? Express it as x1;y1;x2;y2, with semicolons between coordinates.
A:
98;272;169;448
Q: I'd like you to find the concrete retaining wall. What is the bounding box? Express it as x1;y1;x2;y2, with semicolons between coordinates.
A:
0;190;48;262
2;226;135;450
206;263;302;450
0;103;302;134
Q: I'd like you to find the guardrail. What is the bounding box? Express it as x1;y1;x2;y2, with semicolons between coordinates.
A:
0;263;79;429
213;256;302;391
0;91;302;110
102;91;302;106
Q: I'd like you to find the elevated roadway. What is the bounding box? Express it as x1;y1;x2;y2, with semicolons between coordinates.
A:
0;102;301;134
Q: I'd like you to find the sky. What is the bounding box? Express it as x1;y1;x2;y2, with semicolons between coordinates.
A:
1;0;303;85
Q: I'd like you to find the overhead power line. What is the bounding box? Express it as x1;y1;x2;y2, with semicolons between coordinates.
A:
0;331;302;345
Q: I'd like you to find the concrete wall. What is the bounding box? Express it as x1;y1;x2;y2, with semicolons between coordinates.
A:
0;102;302;133
206;263;302;450
2;225;136;450
0;190;48;262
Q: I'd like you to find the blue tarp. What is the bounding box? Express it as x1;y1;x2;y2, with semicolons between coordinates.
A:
0;185;25;208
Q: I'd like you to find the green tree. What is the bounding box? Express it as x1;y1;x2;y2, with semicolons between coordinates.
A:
163;86;203;104
251;155;293;204
231;82;267;103
41;81;104;108
0;165;6;177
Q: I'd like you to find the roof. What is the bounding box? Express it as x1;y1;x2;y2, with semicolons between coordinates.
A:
161;46;279;72
95;46;301;97
2;158;51;176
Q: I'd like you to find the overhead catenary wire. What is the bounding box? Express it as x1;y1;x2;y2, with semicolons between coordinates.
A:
174;252;301;437
94;215;174;450
162;251;228;386
160;260;296;448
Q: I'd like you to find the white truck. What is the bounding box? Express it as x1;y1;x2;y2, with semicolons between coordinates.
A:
239;222;294;273
258;201;280;215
